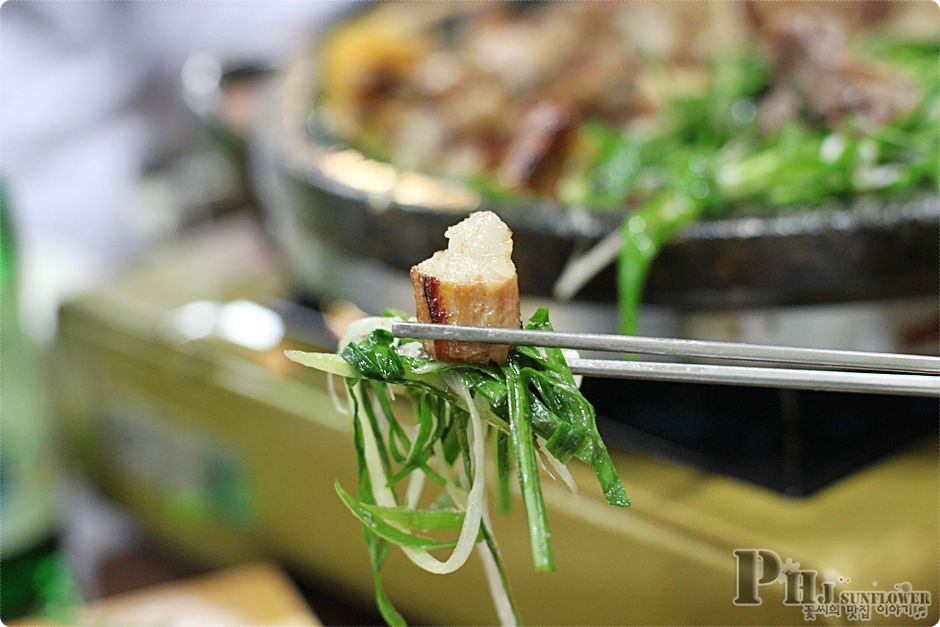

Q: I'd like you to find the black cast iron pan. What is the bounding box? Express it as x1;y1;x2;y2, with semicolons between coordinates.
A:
259;25;939;310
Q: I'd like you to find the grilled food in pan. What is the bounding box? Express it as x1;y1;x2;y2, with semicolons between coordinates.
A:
268;1;938;331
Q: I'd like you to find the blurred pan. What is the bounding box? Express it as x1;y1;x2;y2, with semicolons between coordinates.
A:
257;40;938;311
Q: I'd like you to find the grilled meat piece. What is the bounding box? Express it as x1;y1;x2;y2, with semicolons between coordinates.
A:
496;101;575;193
750;2;917;134
410;211;521;363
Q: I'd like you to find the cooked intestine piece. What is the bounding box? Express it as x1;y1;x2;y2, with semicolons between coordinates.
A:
748;2;916;134
410;211;521;363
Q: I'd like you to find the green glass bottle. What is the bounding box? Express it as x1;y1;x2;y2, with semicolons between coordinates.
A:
0;182;76;621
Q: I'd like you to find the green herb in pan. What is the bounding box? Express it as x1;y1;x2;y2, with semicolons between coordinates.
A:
559;40;938;333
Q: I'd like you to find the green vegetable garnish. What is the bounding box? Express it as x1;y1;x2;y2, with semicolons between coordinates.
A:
534;39;937;333
606;41;936;332
286;308;629;625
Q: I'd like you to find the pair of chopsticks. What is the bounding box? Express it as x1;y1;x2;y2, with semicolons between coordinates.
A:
391;322;940;397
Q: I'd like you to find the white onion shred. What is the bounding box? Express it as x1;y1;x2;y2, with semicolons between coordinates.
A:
535;446;556;480
327;374;350;415
356;386;398;507
435;441;468;509
370;394;390;440
561;349;583;388
339;316;394;350
478;501;517;626
552;226;622;301
402;374;486;574
405;466;425;509
359;375;485;575
537;437;579;495
397;340;428;359
344;384;357;421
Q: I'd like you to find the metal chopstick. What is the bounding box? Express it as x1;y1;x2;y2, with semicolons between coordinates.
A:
391;322;940;374
390;322;939;397
565;359;939;397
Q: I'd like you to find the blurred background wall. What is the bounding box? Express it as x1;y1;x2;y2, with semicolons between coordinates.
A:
1;1;336;339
